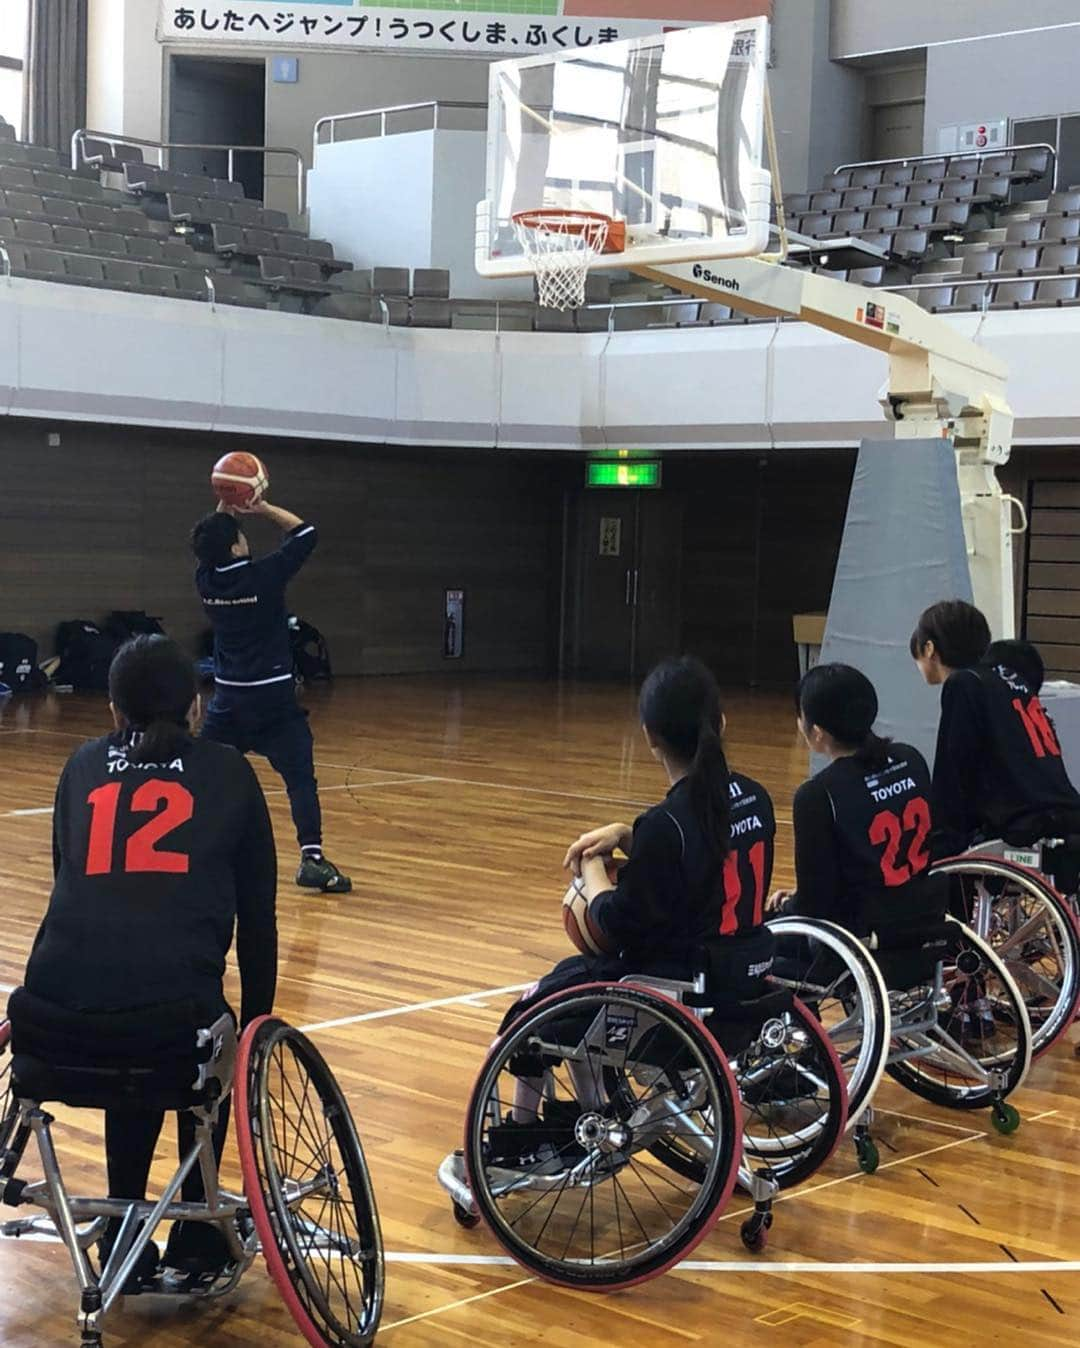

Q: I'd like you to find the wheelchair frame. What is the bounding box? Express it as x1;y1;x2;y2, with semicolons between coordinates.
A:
0;1013;383;1348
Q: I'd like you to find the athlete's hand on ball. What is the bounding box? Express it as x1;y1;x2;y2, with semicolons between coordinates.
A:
563;822;632;876
766;889;793;914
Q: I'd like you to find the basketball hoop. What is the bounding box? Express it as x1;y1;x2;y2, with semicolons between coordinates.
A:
512;209;625;311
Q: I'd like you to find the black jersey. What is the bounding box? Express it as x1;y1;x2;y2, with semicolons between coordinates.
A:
589;771;775;962
932;662;1080;851
792;744;942;935
24;732;277;1024
197;522;317;688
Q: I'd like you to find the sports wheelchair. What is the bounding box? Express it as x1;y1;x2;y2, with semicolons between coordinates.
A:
0;994;383;1347
767;914;1033;1174
437;973;848;1286
932;843;1080;1059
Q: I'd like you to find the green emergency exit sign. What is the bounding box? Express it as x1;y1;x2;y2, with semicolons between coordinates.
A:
586;461;662;489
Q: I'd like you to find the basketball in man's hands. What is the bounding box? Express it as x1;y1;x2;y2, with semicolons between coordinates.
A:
211;452;269;510
562;883;616;957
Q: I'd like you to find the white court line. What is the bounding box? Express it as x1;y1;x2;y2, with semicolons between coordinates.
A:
264;774;436;798
0;806;54;818
300;982;530;1033
381;1252;1080;1275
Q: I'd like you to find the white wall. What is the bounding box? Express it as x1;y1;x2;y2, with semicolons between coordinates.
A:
86;0;124;134
3;278;1080;451
923;26;1080;154
832;0;1080;59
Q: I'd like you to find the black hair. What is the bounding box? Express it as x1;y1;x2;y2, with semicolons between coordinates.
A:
108;635;196;765
909;599;991;670
639;656;731;860
797;663;892;771
191;512;241;568
982;638;1045;693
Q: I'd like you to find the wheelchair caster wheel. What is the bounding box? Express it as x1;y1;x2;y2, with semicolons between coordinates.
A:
855;1135;879;1174
740;1212;772;1253
991;1101;1021;1135
453;1201;480;1230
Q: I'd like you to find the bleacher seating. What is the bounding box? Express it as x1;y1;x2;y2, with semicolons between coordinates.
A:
2;116;1077;328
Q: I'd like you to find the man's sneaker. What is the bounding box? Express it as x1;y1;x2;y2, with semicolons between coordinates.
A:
296;854;353;894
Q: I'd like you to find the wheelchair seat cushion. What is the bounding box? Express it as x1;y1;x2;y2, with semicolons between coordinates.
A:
7;987;225;1111
705;985;794;1058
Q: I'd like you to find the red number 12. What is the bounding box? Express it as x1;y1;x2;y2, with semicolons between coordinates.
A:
85;780;194;876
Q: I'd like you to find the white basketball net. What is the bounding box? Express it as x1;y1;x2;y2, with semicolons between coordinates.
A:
512;212;609;311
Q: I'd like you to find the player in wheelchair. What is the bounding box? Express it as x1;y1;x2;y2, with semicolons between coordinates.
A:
0;637;382;1346
438;656;848;1285
767;662;1033;1172
911;603;1080;1058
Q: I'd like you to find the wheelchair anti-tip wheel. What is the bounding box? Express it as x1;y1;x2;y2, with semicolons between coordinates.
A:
767;917;891;1126
235;1016;384;1347
886;920;1033;1110
931;855;1080;1059
464;983;742;1289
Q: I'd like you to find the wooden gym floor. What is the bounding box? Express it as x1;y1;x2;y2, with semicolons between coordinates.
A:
0;678;1077;1347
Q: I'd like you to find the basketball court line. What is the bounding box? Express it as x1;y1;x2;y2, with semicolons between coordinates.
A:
301;983;531;1033
381;1252;1080;1275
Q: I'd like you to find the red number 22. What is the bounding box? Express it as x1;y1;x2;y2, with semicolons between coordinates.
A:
85;780;194;876
868;797;930;887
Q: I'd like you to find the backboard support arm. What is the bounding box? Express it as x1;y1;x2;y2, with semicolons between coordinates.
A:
633;255;1017;637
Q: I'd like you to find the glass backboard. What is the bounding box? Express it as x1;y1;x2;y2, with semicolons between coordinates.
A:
476;18;772;278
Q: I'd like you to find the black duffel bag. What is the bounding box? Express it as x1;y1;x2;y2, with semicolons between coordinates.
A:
54;620;118;691
0;632;44;694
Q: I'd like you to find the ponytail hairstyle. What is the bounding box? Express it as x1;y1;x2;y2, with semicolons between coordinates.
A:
639;656;731;861
108;635;196;765
797;663;891;772
909;599;991;670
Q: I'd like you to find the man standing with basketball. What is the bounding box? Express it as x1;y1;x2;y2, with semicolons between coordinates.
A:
191;498;352;894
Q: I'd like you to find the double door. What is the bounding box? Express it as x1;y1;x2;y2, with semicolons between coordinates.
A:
568;490;684;680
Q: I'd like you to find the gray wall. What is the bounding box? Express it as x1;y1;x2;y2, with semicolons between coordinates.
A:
923;25;1080;155
832;0;1080;59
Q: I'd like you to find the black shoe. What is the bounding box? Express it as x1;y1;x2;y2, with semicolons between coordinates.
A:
97;1220;160;1295
296;854;352;894
162;1220;233;1278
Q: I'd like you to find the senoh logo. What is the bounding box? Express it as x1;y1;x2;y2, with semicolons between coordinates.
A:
692;263;740;293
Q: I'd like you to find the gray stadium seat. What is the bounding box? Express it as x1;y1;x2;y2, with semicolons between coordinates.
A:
1049;189;1080;215
65;253;107;285
874;184;908;207
784;193;811;216
947;280;989;311
914;161;947;183
24;247;66;279
1034;242;1080;274
52;225;92;251
828;209;865;235
1044;214;1080;242
103;259;141;290
851;167;884;188
998;244;1039;274
960;246;1001;276
810;191;843;212
842;188;875;211
1005;217;1044;243
535;308;577;332
991;279;1037;308
4;190;43;218
42;197;80;224
1034;276;1080;306
413;268;450;299
88;230;127;256
0;165;36;192
799;213;831;236
980;153;1016;179
862;202;895;229
892;228;929;260
900;204;934;229
312;293;371;322
910;181;943;205
943;180;976;203
948;156;983;181
1013;147;1052;181
333;268;373;295
882;164;916;186
207;272;268;308
13;218;52;247
823;171;853;191
849;266;885;286
973;175;1010;203
932;203;972;233
373;266;410;296
914;284;954;312
410;298;451;328
211;222;243;255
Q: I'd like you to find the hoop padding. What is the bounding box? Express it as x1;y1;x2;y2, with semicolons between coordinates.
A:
512;210;625;311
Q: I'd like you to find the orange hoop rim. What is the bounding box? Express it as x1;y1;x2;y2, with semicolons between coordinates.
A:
511;208;615;232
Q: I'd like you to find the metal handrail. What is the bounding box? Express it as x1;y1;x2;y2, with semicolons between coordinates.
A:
71;129;307;215
834;142;1058;191
313;100;487;153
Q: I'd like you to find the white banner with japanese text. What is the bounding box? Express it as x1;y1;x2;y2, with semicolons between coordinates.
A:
158;0;678;57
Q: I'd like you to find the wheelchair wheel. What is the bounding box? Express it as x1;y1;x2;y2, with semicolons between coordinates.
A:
235;1017;384;1347
734;995;848;1189
464;983;742;1289
639;996;848;1192
932;856;1080;1059
0;1020;13;1154
886;920;1033;1110
767;917;890;1125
